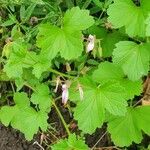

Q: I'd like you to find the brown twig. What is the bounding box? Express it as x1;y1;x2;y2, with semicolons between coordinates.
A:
91;131;107;150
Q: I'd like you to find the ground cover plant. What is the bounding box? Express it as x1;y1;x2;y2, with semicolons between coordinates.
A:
0;0;150;149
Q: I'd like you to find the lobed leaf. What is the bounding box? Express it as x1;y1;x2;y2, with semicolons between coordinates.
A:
108;106;150;146
51;134;89;150
92;62;142;100
37;24;83;60
70;76;127;133
0;92;49;140
63;7;94;31
107;0;150;37
36;7;94;60
113;41;150;81
31;84;52;111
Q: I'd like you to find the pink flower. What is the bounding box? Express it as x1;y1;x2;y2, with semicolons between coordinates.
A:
86;34;95;52
62;84;69;105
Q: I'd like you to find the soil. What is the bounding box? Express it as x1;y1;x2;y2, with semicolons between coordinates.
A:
0;124;40;150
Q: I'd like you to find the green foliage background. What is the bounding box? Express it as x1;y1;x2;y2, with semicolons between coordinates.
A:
0;0;150;149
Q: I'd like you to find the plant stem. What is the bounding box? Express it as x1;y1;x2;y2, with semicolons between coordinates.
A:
49;68;75;79
91;131;107;150
24;82;37;92
133;98;143;107
55;96;62;101
10;82;15;93
99;10;104;19
52;100;71;136
82;0;91;9
24;83;71;135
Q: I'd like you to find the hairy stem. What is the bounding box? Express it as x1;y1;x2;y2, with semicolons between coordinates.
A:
49;68;75;79
24;83;71;135
52;100;71;136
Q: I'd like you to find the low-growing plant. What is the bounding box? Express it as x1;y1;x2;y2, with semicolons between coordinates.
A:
0;0;150;149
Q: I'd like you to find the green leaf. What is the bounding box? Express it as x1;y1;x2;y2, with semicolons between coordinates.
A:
113;41;150;81
63;7;94;31
2;42;13;58
0;71;10;81
88;26;126;57
1;19;16;26
92;0;103;8
92;62;142;100
14;92;30;107
145;14;150;37
24;52;51;78
101;31;126;57
70;76;127;133
4;39;51;79
24;3;36;22
37;24;83;60
20;5;26;21
36;7;94;60
1;15;16;26
107;0;150;37
108;106;150;147
13;109;48;140
15;68;39;91
141;0;150;12
11;25;23;40
0;106;18;126
65;0;74;9
51;134;89;150
0;92;48;140
32;55;50;79
31;84;51;111
4;40;29;78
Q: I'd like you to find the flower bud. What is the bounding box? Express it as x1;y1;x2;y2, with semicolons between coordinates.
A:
86;34;95;52
62;84;69;105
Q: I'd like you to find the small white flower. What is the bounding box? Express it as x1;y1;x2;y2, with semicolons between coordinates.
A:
86;34;95;53
78;84;84;100
88;34;95;42
62;84;69;105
